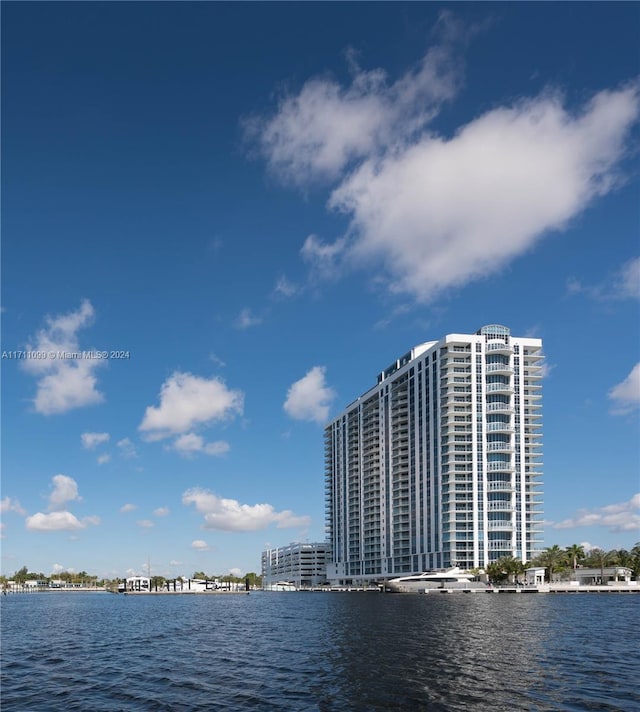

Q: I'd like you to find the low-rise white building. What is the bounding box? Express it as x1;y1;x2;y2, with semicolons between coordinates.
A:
567;566;634;586
262;542;330;590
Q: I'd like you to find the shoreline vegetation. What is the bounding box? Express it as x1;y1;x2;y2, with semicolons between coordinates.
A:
2;544;639;594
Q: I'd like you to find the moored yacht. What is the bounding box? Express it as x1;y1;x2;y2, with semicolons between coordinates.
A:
386;567;485;592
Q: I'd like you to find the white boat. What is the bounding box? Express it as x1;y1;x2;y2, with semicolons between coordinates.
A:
386;567;485;592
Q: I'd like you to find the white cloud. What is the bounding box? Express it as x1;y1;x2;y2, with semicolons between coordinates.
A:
48;475;81;511
153;507;170;517
139;372;244;439
171;433;231;458
568;256;640;301
120;503;137;513
235;308;262;330
244;15;464;186
551;494;640;533
117;438;137;458
137;520;154;528
25;511;99;532
23;300;105;414
183;488;311;532
284;366;336;424
273;275;299;298
249;27;640;304
1;497;26;516
191;539;209;551
229;567;243;578
300;234;349;281
326;85;640;302
615;256;640;299
81;432;110;449
608;363;640;415
97;454;111;465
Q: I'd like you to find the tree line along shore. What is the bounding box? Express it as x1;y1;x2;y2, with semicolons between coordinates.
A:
3;544;639;590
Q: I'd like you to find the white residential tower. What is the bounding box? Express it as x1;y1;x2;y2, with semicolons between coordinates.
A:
324;325;544;585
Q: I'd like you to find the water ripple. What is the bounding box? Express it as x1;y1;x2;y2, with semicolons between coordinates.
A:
2;592;638;711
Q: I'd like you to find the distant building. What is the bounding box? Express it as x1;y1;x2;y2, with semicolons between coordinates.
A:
261;542;330;589
564;567;634;586
121;576;150;592
325;325;544;586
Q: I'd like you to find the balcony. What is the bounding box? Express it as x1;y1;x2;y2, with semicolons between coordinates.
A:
486;342;513;354
486;383;514;394
487;501;514;512
485;363;512;375
487;461;515;472
487;481;515;492
486;442;514;453
486;422;514;433
488;540;513;550
487;520;514;531
486;402;513;413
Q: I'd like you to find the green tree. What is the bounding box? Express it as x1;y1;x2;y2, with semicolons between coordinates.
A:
611;549;633;569
631;543;640;578
535;545;565;582
14;566;29;583
245;572;262;588
485;561;509;584
585;548;611;583
565;544;585;576
150;576;166;590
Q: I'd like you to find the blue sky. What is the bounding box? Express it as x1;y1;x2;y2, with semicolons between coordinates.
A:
2;3;639;580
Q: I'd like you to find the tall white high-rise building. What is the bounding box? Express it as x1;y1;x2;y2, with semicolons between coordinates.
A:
324;325;544;585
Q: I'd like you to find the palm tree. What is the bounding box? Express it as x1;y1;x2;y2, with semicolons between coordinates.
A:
611;549;634;569
565;544;585;578
631;543;640;578
586;548;611;583
485;561;508;584
536;545;565;582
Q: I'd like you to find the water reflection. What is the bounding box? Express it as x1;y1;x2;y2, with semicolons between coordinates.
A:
1;592;638;711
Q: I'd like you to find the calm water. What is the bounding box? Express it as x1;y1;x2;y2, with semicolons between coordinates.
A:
1;591;638;711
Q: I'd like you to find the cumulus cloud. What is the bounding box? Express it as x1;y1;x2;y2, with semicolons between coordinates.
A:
48;475;81;511
25;511;100;532
191;539;209;551
139;372;243;439
183;488;311;532
244;13;465;186
154;507;170;517
235;308;262;330
137;519;154;528
550;493;640;533
97;454;111;465
327;85;640;302
22;300;105;414
608;364;640;415
120;503;137;513
81;432;110;449
284;366;336;424
1;497;26;516
248;22;640;304
117;438;137;458
171;433;231;458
